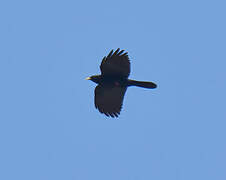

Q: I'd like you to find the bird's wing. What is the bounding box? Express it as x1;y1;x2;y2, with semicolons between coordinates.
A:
100;48;130;78
94;84;127;117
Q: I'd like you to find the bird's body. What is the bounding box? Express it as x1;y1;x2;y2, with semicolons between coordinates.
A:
89;75;157;89
87;75;128;87
86;48;157;117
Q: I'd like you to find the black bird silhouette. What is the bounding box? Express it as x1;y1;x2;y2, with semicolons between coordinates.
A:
86;48;157;117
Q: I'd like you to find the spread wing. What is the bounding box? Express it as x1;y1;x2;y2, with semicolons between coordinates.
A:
94;84;127;117
100;48;130;78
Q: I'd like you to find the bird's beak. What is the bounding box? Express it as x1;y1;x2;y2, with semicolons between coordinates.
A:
85;77;91;80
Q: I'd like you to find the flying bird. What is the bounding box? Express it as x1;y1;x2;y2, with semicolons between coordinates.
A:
86;48;157;118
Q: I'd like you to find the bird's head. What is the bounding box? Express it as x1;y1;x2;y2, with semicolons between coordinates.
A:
85;75;101;84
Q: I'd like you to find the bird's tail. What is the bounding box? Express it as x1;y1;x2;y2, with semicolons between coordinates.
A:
128;79;157;89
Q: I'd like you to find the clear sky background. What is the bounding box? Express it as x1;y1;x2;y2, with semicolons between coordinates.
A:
0;0;226;180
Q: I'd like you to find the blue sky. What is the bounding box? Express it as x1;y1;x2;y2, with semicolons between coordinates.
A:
0;0;226;179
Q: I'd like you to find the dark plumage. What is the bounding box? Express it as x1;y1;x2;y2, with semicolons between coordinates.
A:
86;48;157;117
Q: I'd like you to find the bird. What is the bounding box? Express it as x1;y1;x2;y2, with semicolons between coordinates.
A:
86;48;157;118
